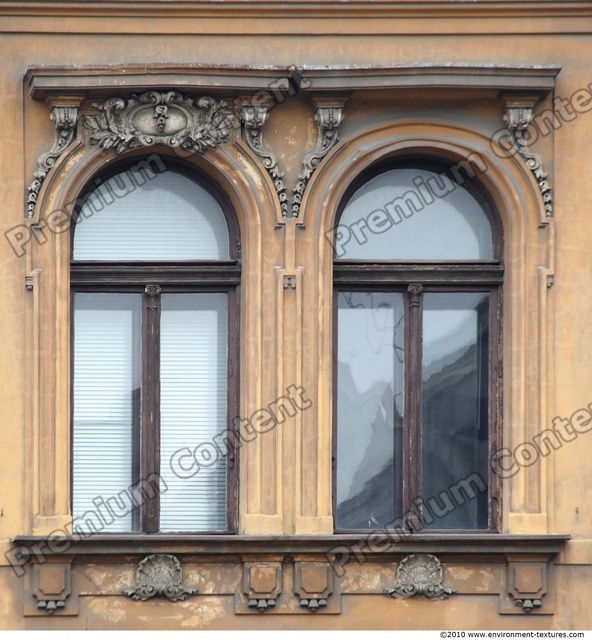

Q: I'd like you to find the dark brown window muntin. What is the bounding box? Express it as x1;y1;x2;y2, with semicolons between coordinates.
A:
70;154;241;534
332;155;503;533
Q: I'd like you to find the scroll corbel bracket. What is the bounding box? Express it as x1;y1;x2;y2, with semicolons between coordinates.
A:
292;96;348;218
501;94;553;218
241;103;289;217
26;100;80;219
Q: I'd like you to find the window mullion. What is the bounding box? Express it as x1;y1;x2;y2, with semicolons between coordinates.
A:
131;319;142;532
141;284;161;533
226;288;240;532
404;283;423;529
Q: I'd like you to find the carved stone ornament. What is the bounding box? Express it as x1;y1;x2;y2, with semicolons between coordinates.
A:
32;564;72;614
294;562;334;612
507;561;547;613
503;101;553;218
407;283;424;308
385;554;456;600
242;561;282;613
283;275;297;290
292;102;345;217
83;91;236;156
145;284;161;296
241;105;289;216
26;105;79;218
122;554;198;602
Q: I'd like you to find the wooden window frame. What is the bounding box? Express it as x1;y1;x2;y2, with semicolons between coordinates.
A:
70;156;241;534
332;156;503;534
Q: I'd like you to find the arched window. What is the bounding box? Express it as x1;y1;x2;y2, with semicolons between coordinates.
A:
71;157;240;533
333;157;502;532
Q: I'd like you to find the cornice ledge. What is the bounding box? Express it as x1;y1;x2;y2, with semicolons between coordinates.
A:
26;64;294;101
4;2;592;21
26;63;561;102
299;63;560;96
9;533;571;560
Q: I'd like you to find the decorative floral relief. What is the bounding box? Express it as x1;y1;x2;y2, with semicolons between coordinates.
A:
122;554;198;602
83;91;236;155
385;554;456;600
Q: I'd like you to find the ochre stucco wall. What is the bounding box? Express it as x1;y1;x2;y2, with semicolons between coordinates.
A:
1;1;591;629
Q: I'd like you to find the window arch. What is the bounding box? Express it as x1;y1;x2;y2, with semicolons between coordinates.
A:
332;156;502;261
333;156;502;532
71;155;240;534
73;169;230;261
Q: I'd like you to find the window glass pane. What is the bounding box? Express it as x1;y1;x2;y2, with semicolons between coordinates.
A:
72;293;141;533
422;292;489;529
336;291;404;529
73;169;229;260
159;293;228;532
336;168;493;260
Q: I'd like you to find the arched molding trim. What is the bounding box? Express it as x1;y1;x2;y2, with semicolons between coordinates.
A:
25;141;276;535
299;118;554;534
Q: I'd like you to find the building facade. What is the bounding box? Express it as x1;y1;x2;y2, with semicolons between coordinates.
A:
0;0;591;630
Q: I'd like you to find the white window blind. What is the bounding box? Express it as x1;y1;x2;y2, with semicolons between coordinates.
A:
73;170;230;261
72;293;141;532
159;293;228;532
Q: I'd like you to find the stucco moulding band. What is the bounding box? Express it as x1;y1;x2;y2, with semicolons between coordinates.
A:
4;4;592;31
26;64;560;102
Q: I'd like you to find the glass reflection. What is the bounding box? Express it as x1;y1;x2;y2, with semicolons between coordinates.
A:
336;168;493;260
421;292;489;529
336;291;404;529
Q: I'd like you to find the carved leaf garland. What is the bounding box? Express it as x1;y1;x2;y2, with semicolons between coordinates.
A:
83;91;236;155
